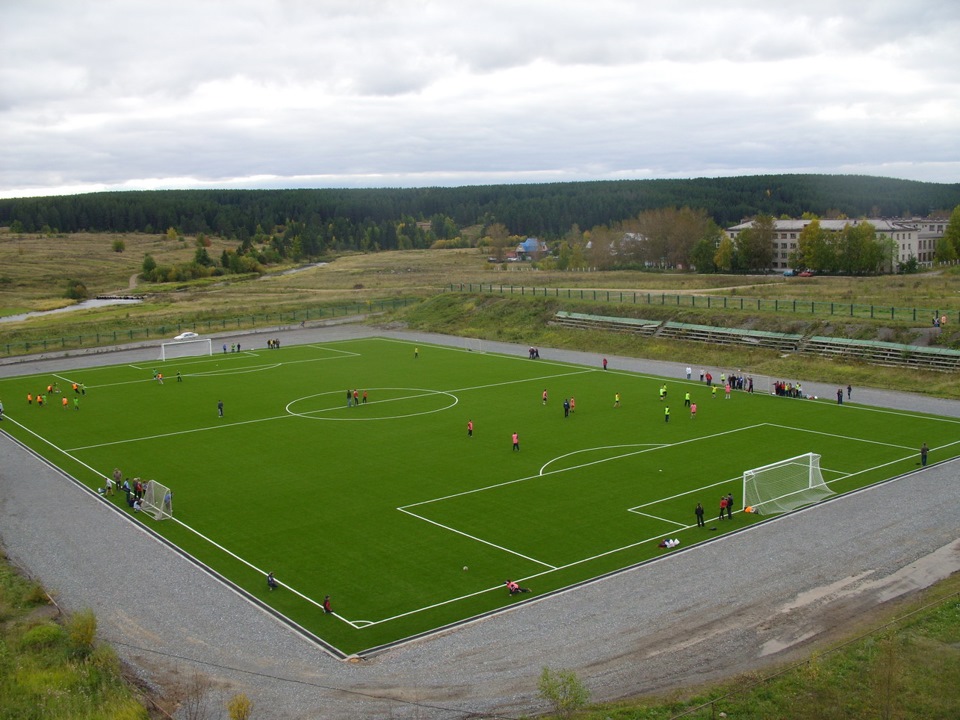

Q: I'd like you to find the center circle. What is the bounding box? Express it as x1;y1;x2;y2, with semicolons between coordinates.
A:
285;387;458;421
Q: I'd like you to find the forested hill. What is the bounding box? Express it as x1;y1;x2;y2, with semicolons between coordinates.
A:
2;175;958;243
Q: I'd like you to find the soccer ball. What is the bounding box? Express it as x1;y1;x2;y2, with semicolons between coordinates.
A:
463;566;468;571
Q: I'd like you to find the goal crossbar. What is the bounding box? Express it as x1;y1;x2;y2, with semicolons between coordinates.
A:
160;337;212;362
743;452;834;516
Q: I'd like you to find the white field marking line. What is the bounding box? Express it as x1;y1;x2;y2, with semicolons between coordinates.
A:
821;439;960;487
628;510;688;528
127;346;359;372
379;335;597;370
290;389;453;416
628;475;743;511
286;389;458;422
5;414;354;627
764;422;920;451
540;443;665;475
355;519;706;628
402;424;768;511
66;414;297;452
397;507;556;569
445;368;597;395
824;401;960;425
162;516;355;627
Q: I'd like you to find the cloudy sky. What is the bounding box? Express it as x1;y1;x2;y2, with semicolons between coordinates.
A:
1;0;958;199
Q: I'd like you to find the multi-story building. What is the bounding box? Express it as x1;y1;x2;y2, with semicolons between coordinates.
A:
725;218;946;270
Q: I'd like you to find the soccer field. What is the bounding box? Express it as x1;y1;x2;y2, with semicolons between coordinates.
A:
2;337;957;656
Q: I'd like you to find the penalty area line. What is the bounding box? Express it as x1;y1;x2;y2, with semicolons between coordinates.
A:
397;507;556;570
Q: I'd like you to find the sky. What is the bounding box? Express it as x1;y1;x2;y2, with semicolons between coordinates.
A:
1;0;959;199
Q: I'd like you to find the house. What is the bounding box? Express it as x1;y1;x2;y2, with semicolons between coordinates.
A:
516;237;549;261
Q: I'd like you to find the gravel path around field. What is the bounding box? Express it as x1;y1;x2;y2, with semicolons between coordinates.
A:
1;324;959;719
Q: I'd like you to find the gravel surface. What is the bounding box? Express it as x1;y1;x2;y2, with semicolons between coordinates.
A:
2;323;959;719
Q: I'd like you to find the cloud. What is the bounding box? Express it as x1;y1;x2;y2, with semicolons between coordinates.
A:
1;0;958;199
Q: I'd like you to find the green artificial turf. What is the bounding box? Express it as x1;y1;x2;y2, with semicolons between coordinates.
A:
2;338;957;655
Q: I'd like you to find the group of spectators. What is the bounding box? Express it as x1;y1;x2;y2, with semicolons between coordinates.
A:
102;468;147;511
772;381;805;398
699;370;753;393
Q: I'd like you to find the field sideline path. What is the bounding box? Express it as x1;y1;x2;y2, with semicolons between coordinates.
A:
1;324;959;719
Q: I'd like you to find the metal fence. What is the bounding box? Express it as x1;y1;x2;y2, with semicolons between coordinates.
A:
449;283;959;325
1;297;415;357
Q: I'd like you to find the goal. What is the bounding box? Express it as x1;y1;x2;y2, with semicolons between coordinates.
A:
464;337;484;353
742;452;834;516
141;480;173;520
160;337;212;361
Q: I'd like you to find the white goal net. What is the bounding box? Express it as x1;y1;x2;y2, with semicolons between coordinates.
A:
743;452;834;516
141;480;173;520
464;337;484;353
160;337;212;361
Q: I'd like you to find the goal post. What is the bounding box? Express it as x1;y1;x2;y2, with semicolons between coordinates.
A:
141;480;173;520
160;337;212;362
743;452;834;516
464;337;484;353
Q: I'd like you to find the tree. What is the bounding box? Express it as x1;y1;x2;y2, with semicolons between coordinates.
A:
141;254;157;275
538;667;590;718
714;235;735;271
736;214;775;272
835;222;877;274
792;219;833;272
944;205;960;257
194;247;213;266
690;237;717;273
484;222;512;262
934;235;958;263
64;279;89;300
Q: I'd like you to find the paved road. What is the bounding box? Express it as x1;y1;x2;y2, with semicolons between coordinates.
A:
1;323;958;719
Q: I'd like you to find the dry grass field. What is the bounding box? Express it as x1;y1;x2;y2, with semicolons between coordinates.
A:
2;229;959;344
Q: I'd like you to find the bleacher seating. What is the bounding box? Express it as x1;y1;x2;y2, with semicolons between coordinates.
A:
551;312;960;371
552;311;660;336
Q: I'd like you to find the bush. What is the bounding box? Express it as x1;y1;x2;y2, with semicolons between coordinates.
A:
112;239;126;253
227;693;253;720
20;621;66;648
64;279;89;300
538;666;590;718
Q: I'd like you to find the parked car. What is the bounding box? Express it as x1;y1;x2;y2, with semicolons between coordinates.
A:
798;271;814;277
173;331;199;341
783;269;796;277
